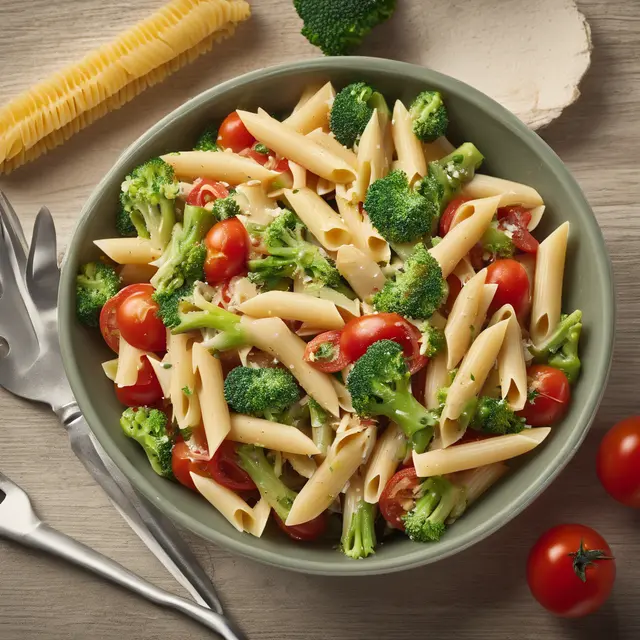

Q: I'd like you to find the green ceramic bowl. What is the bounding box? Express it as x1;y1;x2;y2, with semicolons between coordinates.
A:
59;57;614;575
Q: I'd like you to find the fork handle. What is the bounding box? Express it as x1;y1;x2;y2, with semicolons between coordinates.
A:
22;523;247;640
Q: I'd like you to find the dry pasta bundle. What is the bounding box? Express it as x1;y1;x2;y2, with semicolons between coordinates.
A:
0;0;251;173
78;79;583;560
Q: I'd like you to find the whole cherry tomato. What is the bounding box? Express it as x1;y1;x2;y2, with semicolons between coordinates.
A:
274;512;327;542
217;111;255;153
518;365;571;427
486;258;530;317
116;287;166;352
204;218;250;284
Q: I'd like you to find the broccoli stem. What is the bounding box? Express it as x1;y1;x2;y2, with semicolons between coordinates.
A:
341;500;377;559
403;476;460;542
309;399;333;456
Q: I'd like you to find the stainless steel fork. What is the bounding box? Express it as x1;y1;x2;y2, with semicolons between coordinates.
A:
0;470;245;638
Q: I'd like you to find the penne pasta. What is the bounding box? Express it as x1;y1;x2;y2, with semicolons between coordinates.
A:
336;245;386;301
454;462;509;507
118;263;157;285
305;128;358;169
424;350;450;410
283;82;335;134
460;174;544;210
94;237;161;265
115;336;152;387
168;333;201;431
472;284;498;338
391;100;426;182
285;453;317;479
234;182;283;225
351;109;387;203
145;354;172;398
422;136;455;163
288;161;307;190
101;358;119;382
363;423;406;504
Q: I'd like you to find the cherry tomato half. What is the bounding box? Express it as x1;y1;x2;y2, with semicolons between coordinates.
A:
217;111;255;153
439;197;470;237
379;467;421;531
172;440;201;491
204;218;250;284
114;358;163;407
116;287;166;353
303;330;349;373
443;273;463;316
486;258;530;317
518;365;571;427
597;416;640;508
527;524;615;618
497;205;539;254
340;313;427;375
186;178;229;208
209;441;256;491
100;283;155;353
274;512;327;542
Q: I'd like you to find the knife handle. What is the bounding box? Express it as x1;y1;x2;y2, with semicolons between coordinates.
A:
23;522;246;640
63;412;224;614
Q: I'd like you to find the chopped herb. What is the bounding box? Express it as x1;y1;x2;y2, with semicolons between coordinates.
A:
253;143;270;155
528;388;540;404
292;188;300;194
182;386;193;396
313;341;336;362
162;363;172;369
470;373;476;382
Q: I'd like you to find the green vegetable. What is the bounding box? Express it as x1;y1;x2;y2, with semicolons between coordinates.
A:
373;244;448;320
253;143;270;155
293;0;397;57
309;398;333;456
409;91;449;143
212;195;240;221
224;366;300;422
347;340;440;452
75;262;120;327
480;222;515;259
419;321;446;358
341;498;377;559
194;126;220;152
469;396;526;435
120;407;173;478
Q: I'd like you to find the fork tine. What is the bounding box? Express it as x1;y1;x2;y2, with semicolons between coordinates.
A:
26;206;59;309
0;191;28;273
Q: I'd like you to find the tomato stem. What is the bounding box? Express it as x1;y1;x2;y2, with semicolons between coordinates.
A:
569;538;614;582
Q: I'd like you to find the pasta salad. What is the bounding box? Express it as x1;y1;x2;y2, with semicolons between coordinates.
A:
76;81;583;558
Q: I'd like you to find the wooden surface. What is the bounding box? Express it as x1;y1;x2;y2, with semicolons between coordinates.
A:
0;1;638;638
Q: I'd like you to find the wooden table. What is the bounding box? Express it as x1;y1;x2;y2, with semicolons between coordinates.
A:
0;1;638;638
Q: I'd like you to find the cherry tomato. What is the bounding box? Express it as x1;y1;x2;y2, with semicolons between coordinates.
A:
217;111;255;153
597;416;640;508
116;287;166;353
518;365;571;427
100;284;155;353
204;218;250;284
439;197;469;236
115;358;163;407
274;512;327;542
443;273;463;315
486;258;530;317
340;313;427;374
208;441;256;491
497;206;539;254
171;440;201;491
186;178;229;207
411;365;428;406
303;330;349;373
527;524;615;618
379;467;422;531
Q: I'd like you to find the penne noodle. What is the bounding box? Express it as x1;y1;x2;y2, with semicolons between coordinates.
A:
145;354;172;398
413;428;551;476
115;336;152;387
284;82;335;134
472;284;498;338
293;83;326;112
336;245;386;301
451;255;476;285
238;110;356;183
351;109;387;203
288;161;307;190
234;182;283;226
94;237;161;265
363;423;406;504
424;350;450;410
302;285;361;322
391;100;426;182
306;128;358;169
454;462;509;507
285;453;317;479
118;263;157;285
228;414;320;456
460;174;544;210
422;136;455;163
168;333;201;431
330;376;354;413
101;358;119;382
315;177;335;196
528;205;545;231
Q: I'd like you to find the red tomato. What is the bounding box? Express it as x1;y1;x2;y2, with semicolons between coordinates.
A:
217;112;255;153
100;284;155;353
497;206;539;254
340;313;427;374
486;258;530;317
439;197;469;236
527;524;615;618
518;365;571;427
274;512;327;542
204;218;250;284
171;440;201;491
208;441;256;491
379;467;422;531
245;146;290;173
443;273;463;315
116;288;166;352
303;330;349;373
115;358;163;407
186;178;229;207
597;416;640;508
411;365;428;406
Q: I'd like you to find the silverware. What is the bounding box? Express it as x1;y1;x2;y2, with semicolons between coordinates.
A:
0;193;236;629
0;470;246;640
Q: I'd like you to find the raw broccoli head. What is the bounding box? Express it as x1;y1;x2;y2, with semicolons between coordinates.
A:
76;262;120;327
330;82;389;148
347;340;438;451
224;366;300;421
116;206;136;237
193;125;220;152
409;91;449;143
373;244;447;320
212;196;240;220
120;407;173;478
470;396;526;435
365;170;439;244
341;499;377;559
294;0;397;57
402;476;460;543
419;321;446;358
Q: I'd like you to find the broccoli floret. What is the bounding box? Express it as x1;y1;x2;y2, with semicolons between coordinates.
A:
402;476;460;542
76;262;120;327
365;170;438;244
469;396;526;435
212;196;240;221
347;340;439;452
224;366;300;421
418;143;484;212
373;244;447;320
120;407;173;478
419;321;446;357
529;310;583;383
150;204;214;296
341;498;377;559
120;158;179;250
329;82;390;148
294;0;396;57
194;125;220;152
409;91;449;143
248;210;352;295
481;221;515;259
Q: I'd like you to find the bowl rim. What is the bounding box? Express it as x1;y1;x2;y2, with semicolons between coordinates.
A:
59;56;615;576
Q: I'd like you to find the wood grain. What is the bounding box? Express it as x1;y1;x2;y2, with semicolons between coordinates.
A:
0;1;639;639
